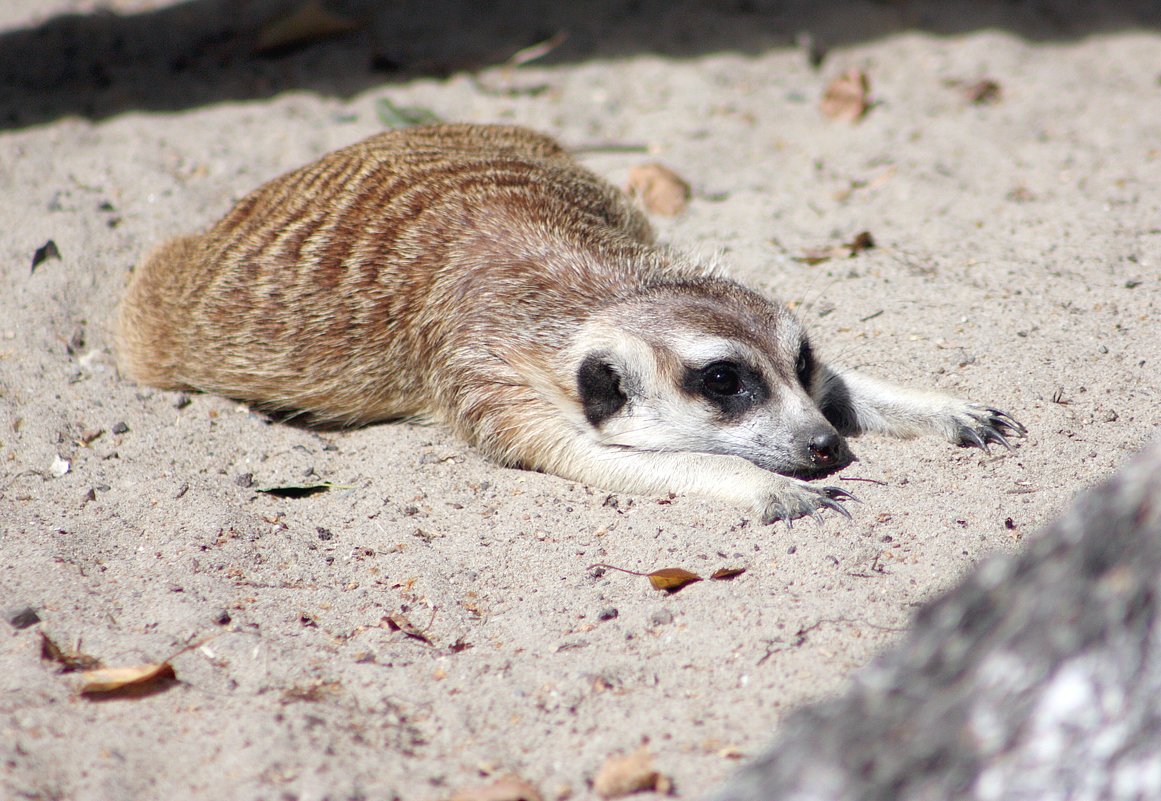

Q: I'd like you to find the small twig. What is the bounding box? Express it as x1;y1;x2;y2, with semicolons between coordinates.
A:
505;30;568;67
588;562;651;577
570;141;651;154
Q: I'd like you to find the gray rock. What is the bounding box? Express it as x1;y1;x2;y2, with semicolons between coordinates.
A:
711;440;1161;801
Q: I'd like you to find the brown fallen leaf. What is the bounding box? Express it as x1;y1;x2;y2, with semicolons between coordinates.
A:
79;662;177;697
40;632;102;673
845;230;875;253
76;634;218;699
281;679;342;704
589;563;703;593
793;230;876;265
820;68;871;123
255;0;360;55
593;745;671;799
383;609;436;645
710;567;747;581
626;163;690;216
449;773;543;801
646;567;703;592
963;78;1002;105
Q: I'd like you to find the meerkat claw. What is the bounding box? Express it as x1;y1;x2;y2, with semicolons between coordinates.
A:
822;486;859;503
820;496;853;519
957;425;989;451
981;427;1014;451
985;407;1028;436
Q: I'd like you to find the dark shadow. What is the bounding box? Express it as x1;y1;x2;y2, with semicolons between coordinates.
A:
2;0;1158;130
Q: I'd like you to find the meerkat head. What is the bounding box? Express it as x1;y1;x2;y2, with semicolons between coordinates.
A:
572;280;852;477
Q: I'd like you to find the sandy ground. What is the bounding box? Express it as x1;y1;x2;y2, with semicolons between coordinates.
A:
1;2;1158;800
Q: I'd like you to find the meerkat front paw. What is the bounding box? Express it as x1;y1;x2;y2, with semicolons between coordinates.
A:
760;481;856;525
947;404;1027;452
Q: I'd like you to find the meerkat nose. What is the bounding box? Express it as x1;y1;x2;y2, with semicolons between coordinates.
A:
808;430;846;468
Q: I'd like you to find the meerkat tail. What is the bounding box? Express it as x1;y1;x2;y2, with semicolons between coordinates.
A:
115;234;208;390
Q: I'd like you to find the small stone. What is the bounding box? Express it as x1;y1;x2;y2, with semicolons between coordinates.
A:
316;527;334;541
50;455;70;478
234;472;254;488
650;608;673;626
597;607;619;621
111;421;129;435
6;606;40;629
213;609;232;626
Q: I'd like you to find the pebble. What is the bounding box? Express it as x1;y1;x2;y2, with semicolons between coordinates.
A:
6;606;40;629
650;608;673;626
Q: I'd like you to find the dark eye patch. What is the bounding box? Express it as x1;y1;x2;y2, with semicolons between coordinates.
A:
682;360;769;419
577;353;627;426
795;340;815;391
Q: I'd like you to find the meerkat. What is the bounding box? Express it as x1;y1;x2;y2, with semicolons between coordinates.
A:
116;123;1025;523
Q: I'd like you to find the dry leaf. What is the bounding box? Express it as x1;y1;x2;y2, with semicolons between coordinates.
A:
384;610;435;645
40;632;102;672
593;745;670;799
626;163;690;216
79;662;177;697
963;78;1002;105
646;567;703;592
845;230;875;253
793;230;876;265
450;773;543;801
820;68;871;123
710;567;746;581
75;634;219;698
281;679;342;704
589;563;703;593
256;0;359;54
31;239;61;272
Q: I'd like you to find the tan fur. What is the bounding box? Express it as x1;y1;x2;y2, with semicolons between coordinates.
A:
117;123;1025;523
119;124;698;454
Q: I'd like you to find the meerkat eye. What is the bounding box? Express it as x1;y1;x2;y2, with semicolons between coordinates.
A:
682;359;769;418
701;362;743;397
795;341;815;390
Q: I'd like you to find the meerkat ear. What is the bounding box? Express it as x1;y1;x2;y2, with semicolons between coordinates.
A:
577;353;627;426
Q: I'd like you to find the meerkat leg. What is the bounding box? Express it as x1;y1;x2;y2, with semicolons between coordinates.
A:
522;434;854;524
815;366;1027;450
